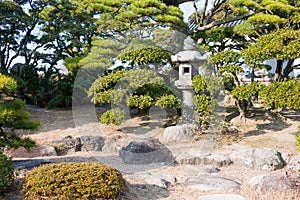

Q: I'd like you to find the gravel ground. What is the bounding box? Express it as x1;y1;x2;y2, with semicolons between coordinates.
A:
4;106;300;200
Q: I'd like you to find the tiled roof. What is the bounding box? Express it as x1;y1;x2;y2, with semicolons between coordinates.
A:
188;18;245;31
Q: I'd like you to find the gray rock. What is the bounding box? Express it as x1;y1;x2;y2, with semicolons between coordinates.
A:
279;153;300;186
13;159;52;169
119;138;174;164
176;150;209;165
197;194;246;200
11;145;57;158
230;147;285;171
230;147;254;167
176;150;232;167
126;172;176;188
287;153;300;171
54;135;82;155
206;153;233;167
80;136;105;151
254;148;285;171
185;175;241;191
281;153;291;164
163;124;198;141
248;174;292;191
102;135;124;152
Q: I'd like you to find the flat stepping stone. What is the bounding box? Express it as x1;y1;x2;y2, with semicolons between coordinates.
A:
186;175;241;191
176;149;232;167
248;174;292;191
197;194;246;200
125;172;176;188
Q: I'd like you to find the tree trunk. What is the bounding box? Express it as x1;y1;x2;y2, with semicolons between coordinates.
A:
283;59;294;79
273;60;283;82
236;99;249;119
233;73;241;86
250;67;255;82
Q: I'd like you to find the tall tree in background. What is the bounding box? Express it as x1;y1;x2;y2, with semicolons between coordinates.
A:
39;0;98;70
0;1;31;72
77;0;185;69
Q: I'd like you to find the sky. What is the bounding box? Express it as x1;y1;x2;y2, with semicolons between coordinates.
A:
179;1;209;22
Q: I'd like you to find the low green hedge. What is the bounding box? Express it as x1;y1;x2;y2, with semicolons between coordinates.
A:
22;162;128;200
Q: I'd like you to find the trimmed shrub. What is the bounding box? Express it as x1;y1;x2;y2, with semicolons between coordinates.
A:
22;162;128;200
100;108;126;125
259;79;300;110
0;152;14;193
155;94;182;109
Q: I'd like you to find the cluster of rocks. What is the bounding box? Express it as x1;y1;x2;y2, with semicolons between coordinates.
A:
9;134;300;198
8;134;124;158
117;137;299;197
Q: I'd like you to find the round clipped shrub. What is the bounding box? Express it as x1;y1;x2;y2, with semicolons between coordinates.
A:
0;152;14;193
100;108;125;125
22;162;128;200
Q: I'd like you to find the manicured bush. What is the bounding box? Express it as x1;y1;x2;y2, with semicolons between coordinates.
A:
155;94;182;109
259;79;300;111
99;108;126;125
0;152;14;193
127;94;154;109
22;162;128;200
89;69;182;124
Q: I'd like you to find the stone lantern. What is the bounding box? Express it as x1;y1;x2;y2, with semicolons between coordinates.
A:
171;36;205;122
163;37;207;141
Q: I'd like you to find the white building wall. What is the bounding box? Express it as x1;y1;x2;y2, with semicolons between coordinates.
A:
263;58;300;77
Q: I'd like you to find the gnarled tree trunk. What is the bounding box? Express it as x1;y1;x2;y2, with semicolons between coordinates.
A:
273;60;283;82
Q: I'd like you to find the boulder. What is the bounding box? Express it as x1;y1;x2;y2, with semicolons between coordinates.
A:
185;175;241;191
176;150;209;165
119;138;174;164
286;153;300;171
206;153;233;167
125;172;176;188
80;135;105;151
230;147;254;167
230;147;285;171
248;174;292;191
102;135;125;152
197;194;246;200
53;135;82;155
11;145;57;158
253;148;285;171
176;149;232;167
284;153;300;182
163;124;198;141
